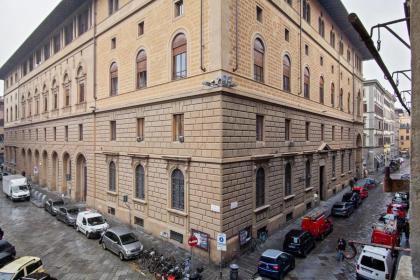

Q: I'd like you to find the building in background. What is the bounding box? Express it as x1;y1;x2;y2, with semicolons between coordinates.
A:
362;80;398;172
0;0;370;262
0;97;4;164
398;109;411;157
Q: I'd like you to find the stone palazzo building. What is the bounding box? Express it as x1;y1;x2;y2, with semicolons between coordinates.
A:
0;0;370;262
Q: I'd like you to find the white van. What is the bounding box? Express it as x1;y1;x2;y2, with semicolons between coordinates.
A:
356;245;395;280
75;210;109;238
2;175;30;201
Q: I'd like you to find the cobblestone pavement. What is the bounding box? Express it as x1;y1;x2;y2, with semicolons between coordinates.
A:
0;163;409;280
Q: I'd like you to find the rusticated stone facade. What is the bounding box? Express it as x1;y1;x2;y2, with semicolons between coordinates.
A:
1;0;370;263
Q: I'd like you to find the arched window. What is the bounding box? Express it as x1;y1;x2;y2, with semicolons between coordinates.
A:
283;55;291;92
303;0;311;22
319;76;324;104
77;67;86;103
172;33;187;80
304;67;310;99
171;169;184;210
331;83;335;108
357;91;361;116
318;17;324;37
285;162;292;196
339;88;344;111
63;74;70;107
52;80;58;110
42;84;48;112
135;165;145;199
109;161;116;191
110;62;118;96
253;38;265;82
256;168;265;207
136;50;147;89
305;160;311;188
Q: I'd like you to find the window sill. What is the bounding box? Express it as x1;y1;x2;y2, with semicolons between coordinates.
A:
284;194;295;201
305;187;314;192
340;173;346;177
331;177;337;181
133;198;147;205
254;204;270;213
167;208;188;217
348;170;353;174
107;191;117;196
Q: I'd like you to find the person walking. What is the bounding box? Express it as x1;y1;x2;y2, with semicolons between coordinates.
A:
336;238;346;262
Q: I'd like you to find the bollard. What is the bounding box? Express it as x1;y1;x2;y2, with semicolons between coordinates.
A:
229;264;239;280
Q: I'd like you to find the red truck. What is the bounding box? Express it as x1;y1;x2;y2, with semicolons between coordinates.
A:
301;210;333;240
371;223;400;248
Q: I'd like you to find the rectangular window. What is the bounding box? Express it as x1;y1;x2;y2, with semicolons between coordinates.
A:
332;125;335;141
78;9;89;36
109;0;119;15
321;124;324;141
348;128;351;139
53;33;61;54
44;43;50;60
332;155;336;178
320;56;323;66
44;128;47;141
286;212;293;222
406;135;409;140
36;129;39;141
256;6;263;22
134;216;144;227
79;83;85;103
256;115;264;141
341;127;343;140
285;28;289;42
35;49;42;65
53;127;56;141
65;126;68;142
138;21;144;36
305;122;310;141
173;114;184;142
305;44;309;55
170;230;183;244
64;23;73;45
108;207;115;215
137;118;144;141
341;153;345;174
79;124;83;141
111;37;116;49
174;0;184;17
65;88;70;106
110;121;116;141
285;119;291;141
400;135;404;140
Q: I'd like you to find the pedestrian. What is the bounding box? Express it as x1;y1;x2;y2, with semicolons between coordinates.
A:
404;221;410;241
0;227;3;240
336;238;346;262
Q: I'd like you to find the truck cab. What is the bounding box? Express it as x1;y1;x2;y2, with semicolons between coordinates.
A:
371;223;400;248
75;210;109;239
301;210;333;240
2;175;30;202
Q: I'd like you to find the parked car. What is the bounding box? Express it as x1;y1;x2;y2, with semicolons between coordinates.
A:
0;256;44;280
56;205;79;226
44;198;65;216
100;227;143;260
386;203;407;219
331;202;354;217
75;210;109;239
21;272;57;280
282;229;315;257
301;211;333;240
257;249;295;279
342;192;362;208
356;245;395;280
371;223;400;248
352;186;368;200
0;241;16;269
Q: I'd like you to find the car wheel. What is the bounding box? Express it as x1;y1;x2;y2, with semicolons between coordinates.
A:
102;242;107;250
85;231;90;239
119;252;125;261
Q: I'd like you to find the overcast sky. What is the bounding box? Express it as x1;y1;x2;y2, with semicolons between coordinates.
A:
0;0;411;108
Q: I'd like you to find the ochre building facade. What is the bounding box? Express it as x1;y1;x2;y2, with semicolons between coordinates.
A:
0;0;371;262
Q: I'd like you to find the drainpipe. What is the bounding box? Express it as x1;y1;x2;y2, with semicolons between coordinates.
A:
92;0;98;208
299;0;302;95
200;0;206;72
233;0;238;72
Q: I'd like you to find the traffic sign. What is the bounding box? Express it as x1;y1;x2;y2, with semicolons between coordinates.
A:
217;233;226;251
188;235;198;247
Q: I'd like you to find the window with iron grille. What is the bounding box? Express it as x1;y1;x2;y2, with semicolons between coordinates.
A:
305;122;310;141
110;121;116;141
171;169;184;210
173;114;184;142
170;230;183;244
254;39;265;82
136;50;147;89
256;115;264;141
110;63;118;96
283;55;291;92
285;119;291;141
109;161;116;192
135;165;145;199
134;216;144;227
137;118;144;140
256;168;265;207
305;160;311;188
332;155;336;177
285;162;292;196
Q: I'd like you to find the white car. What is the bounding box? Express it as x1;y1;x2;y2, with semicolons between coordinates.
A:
75;210;109;238
356;245;395;280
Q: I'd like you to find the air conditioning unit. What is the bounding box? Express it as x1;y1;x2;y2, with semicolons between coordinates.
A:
179;135;184;143
136;136;143;142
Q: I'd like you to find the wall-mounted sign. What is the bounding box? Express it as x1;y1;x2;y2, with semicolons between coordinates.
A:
238;226;252;247
217;232;226;251
211;204;220;213
192;229;209;251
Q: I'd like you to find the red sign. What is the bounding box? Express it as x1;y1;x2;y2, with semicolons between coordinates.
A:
188;235;198;247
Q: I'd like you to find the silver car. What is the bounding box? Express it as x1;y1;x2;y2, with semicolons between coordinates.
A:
101;227;143;260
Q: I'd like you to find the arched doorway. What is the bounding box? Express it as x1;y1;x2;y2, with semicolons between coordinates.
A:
34;150;40;184
41;151;48;188
51;152;58;191
76;154;87;202
356;134;363;178
62;153;71;196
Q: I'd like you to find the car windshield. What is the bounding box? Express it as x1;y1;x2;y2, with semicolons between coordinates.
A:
68;208;79;214
120;233;138;245
11;185;28;192
333;204;344;209
88;216;105;226
361;256;385;272
53;201;64;206
0;273;14;280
